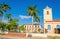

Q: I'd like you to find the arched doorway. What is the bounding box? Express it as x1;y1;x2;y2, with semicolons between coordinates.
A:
56;25;60;29
55;25;60;34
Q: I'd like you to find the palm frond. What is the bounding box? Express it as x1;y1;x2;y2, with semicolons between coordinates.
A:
33;4;37;9
2;3;11;12
34;10;39;13
28;6;34;10
6;13;11;19
27;5;40;22
27;9;31;15
34;16;40;22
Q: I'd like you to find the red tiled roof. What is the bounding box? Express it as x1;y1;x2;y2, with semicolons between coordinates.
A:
46;20;60;22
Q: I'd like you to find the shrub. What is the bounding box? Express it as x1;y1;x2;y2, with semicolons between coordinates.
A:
53;36;57;39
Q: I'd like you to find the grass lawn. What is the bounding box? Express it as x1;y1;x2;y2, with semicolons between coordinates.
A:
47;36;60;39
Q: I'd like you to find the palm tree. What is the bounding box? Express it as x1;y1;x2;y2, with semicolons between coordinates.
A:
0;3;11;22
0;11;3;22
6;13;11;21
27;5;40;23
2;3;11;12
34;16;40;22
0;3;11;31
27;5;38;16
0;4;3;22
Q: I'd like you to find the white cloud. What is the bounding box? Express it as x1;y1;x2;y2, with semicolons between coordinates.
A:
19;15;31;19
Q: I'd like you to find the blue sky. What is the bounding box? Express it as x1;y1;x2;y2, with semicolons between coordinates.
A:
0;0;60;26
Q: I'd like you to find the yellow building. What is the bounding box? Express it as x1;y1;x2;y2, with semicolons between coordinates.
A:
24;24;42;33
43;6;60;34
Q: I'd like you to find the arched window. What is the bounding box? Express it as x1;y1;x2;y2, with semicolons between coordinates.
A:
56;25;60;29
48;25;51;30
47;11;49;15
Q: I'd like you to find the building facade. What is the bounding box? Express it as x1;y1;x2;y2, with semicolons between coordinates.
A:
24;24;42;33
43;6;60;34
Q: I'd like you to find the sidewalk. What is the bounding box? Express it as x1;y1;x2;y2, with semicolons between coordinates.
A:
0;32;26;37
0;32;47;39
0;35;46;39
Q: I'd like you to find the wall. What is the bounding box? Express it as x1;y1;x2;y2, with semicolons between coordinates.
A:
44;22;60;34
26;33;47;37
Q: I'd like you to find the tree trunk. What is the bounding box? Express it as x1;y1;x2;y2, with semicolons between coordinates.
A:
2;15;4;22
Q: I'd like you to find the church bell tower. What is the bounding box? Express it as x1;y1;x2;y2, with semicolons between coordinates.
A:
43;6;52;22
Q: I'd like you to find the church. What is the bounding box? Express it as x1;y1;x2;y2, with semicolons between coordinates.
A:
43;6;60;34
23;6;60;34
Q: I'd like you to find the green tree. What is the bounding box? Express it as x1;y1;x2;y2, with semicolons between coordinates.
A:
19;25;25;31
0;22;7;31
6;13;11;21
0;22;3;28
34;16;40;22
2;3;11;12
27;5;38;16
27;5;40;22
0;3;11;22
2;23;7;31
8;18;18;31
0;3;11;31
0;5;3;22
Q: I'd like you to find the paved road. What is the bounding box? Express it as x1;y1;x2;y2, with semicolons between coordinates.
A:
0;37;46;39
0;36;60;39
0;37;21;39
0;36;20;39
